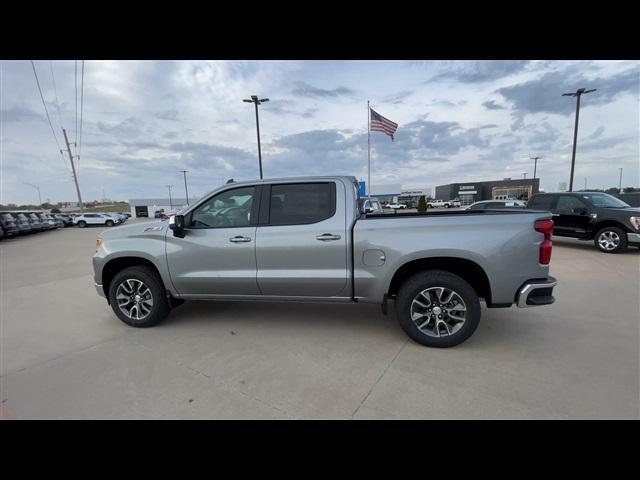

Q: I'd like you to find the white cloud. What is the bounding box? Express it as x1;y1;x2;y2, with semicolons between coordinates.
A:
1;59;638;205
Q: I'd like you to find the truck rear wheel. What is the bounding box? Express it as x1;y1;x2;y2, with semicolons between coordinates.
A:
594;226;627;253
395;270;481;348
108;266;170;327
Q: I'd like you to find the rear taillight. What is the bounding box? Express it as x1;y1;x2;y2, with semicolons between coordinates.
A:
535;219;553;265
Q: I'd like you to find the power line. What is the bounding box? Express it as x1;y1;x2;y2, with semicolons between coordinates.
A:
30;60;68;171
31;61;62;151
75;60;78;145
49;61;64;131
78;60;85;175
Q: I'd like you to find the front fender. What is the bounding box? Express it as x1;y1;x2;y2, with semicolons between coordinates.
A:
93;234;174;296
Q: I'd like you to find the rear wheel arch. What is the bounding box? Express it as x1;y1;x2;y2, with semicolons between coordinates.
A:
388;257;492;305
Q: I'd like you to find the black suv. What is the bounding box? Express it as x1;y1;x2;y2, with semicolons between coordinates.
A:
0;212;19;237
527;192;640;253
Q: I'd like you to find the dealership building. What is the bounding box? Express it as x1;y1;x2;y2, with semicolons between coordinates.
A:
434;178;540;206
129;197;200;218
359;182;432;205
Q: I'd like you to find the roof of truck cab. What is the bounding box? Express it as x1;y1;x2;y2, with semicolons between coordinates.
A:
228;175;358;185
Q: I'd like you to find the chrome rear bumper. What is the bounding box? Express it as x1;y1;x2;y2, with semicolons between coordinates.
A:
517;277;557;308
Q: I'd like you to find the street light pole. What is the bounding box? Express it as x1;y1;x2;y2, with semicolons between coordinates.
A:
166;184;174;209
24;182;42;206
618;168;623;192
243;95;269;179
530;156;542;180
584;178;587;190
180;170;189;205
562;88;596;192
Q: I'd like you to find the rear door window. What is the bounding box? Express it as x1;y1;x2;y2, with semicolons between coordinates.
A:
268;183;335;225
528;195;555;210
556;195;587;214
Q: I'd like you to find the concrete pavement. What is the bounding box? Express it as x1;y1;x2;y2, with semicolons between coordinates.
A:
1;223;638;419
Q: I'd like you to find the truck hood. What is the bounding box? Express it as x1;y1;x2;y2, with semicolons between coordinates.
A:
98;219;168;240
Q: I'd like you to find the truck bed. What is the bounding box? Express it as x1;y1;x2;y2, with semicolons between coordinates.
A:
353;208;552;305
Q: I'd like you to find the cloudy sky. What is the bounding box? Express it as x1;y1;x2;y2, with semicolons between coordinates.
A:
1;60;638;204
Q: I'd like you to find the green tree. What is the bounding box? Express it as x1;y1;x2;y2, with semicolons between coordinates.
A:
417;195;428;213
51;207;61;213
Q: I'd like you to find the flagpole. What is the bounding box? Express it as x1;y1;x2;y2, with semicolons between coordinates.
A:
367;100;371;198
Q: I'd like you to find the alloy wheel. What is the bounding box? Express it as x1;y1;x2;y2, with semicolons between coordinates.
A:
115;279;154;320
410;287;467;337
598;231;620;251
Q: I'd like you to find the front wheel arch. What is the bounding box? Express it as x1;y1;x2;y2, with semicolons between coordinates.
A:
101;256;165;300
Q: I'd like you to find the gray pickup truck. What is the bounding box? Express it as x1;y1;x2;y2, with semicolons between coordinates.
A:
93;176;557;347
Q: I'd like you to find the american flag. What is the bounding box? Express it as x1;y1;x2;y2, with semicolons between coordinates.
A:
370;108;398;140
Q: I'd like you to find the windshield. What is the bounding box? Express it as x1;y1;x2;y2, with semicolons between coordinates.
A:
582;194;630;208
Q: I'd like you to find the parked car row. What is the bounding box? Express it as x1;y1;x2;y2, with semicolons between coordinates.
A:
0;211;66;238
0;211;131;238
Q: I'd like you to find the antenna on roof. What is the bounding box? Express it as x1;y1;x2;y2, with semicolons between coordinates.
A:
226;178;235;184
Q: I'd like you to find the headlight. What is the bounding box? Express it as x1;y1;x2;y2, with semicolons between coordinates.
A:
630;217;640;230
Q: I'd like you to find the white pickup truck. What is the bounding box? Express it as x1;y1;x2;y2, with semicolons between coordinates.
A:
427;199;461;208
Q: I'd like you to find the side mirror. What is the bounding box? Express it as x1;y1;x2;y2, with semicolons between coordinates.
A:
169;214;186;238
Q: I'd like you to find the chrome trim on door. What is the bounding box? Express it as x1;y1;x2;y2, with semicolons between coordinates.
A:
229;236;252;243
316;233;341;241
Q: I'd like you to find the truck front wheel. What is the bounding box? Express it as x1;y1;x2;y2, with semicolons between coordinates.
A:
108;266;170;327
395;270;481;348
594;226;628;253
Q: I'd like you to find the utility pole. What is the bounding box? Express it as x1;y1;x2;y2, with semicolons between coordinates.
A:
166;185;174;208
530;156;542;180
562;88;597;192
618;168;623;192
180;170;189;205
584;178;587;190
243;95;269;179
24;182;42;206
523;172;527;180
62;128;84;212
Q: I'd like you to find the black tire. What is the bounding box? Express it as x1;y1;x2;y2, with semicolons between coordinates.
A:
77;220;86;228
108;266;170;327
105;220;114;227
594;226;628;253
395;270;481;348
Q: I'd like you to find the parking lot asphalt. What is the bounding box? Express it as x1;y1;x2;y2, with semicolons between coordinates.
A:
1;220;638;419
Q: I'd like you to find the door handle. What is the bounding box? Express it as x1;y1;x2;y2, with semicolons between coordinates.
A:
229;236;252;243
316;233;341;241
